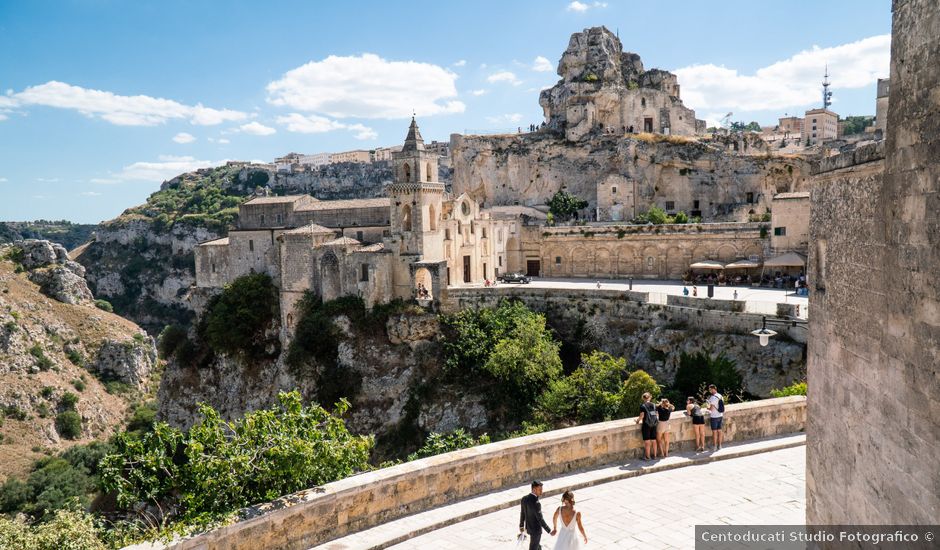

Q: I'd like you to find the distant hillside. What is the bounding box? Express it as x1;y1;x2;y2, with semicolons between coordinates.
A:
0;220;98;250
0;244;158;480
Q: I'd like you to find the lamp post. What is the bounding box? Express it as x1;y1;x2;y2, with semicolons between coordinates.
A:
751;316;808;346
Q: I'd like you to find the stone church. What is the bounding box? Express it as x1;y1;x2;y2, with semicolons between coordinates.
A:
195;118;514;332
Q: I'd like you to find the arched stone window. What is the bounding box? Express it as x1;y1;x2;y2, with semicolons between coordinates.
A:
286;313;294;328
429;204;437;230
403;163;411;182
641;97;646;108
426;162;432;182
402;204;412;231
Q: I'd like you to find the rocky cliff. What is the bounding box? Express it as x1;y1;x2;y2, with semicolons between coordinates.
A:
0;243;157;480
451;131;810;222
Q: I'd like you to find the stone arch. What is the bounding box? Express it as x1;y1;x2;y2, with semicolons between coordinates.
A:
617;246;636;276
426;162;432;182
401;204;413;232
595;248;612;277
665;246;687;279
286;313;294;328
717;244;739;262
642;246;659;277
571;247;592;277
428;204;437;231
546;247;567;277
320;252;341;302
414;267;432;300
403;163;411;182
742;242;763;260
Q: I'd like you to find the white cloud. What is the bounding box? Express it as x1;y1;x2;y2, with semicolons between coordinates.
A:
172;132;196;144
217;138;230;144
675;34;890;113
36;177;60;183
266;53;465;119
487;71;522;86
567;1;606;12
486;113;524;125
276;113;377;140
0;177;7;182
94;155;225;183
238;121;277;136
453;60;467;67
469;89;488;96
80;191;102;196
5;81;247;126
532;56;554;73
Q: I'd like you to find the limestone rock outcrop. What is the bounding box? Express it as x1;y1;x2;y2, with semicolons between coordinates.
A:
539;26;703;140
93;337;158;388
13;239;95;304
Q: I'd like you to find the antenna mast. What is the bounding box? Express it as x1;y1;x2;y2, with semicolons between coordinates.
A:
822;65;832;109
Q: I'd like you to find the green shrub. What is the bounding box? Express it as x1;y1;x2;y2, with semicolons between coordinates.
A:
537;351;630;424
102;391;373;524
673;211;689;224
104;381;133;395
1;404;28;421
770;381;807;398
3;321;16;333
93;299;113;313
126;401;158;434
65;348;84;367
157;324;188;359
55;411;82;440
71;379;86;392
59;392;79;411
672;351;744;402
619;370;661;417
40;386;54;399
201;273;280;359
407;429;490;461
0;508;105;550
546;190;588;222
36;403;51;419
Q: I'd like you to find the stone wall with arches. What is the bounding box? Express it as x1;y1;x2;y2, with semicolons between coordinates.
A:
526;222;765;279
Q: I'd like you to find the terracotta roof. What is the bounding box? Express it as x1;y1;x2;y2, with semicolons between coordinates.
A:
773;192;810;199
322;236;361;247
282;223;336;235
243;195;312;205
297;198;390;211
199;237;230;246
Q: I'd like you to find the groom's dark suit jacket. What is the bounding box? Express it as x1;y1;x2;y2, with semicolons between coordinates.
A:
519;493;551;535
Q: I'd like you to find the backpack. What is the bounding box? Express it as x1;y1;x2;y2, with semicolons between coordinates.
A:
643;403;659;427
716;395;725;413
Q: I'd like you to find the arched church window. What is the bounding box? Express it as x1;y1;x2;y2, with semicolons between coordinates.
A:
426;162;432;182
402;204;412;231
403;163;411;182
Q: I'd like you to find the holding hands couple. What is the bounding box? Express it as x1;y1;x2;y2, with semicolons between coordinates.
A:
519;481;588;549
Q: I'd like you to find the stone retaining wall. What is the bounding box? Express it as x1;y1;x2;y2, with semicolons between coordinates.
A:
173;396;805;550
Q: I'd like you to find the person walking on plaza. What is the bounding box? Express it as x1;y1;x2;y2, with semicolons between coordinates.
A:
656;398;676;457
686;396;706;451
551;491;588;549
520;481;555;549
635;392;659;460
707;384;725;450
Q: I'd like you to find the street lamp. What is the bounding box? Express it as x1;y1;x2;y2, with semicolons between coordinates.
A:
751;316;808;346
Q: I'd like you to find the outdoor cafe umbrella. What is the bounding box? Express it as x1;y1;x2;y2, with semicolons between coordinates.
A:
763;252;806;267
725;259;761;269
689;260;725;270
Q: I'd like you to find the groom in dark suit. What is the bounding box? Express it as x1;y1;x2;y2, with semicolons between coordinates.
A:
519;480;554;549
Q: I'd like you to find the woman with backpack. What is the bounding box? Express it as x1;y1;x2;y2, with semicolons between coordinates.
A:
634;392;659;460
655;398;676;457
685;396;706;452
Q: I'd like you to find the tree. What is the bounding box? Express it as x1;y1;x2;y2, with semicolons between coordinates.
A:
485;313;563;408
618;370;661;417
55;411;82;440
745;121;762;132
546;190;588;222
537;351;629;424
672;351;744;402
407;429;491;461
201;273;280;359
840;115;874;136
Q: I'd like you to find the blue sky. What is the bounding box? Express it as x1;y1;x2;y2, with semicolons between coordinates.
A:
0;0;891;223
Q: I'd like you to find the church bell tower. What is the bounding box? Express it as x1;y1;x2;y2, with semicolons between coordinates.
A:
388;117;445;258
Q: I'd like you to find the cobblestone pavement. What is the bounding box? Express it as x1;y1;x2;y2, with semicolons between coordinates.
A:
387;446;805;550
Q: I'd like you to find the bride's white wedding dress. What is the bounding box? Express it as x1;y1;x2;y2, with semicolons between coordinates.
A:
553;509;581;550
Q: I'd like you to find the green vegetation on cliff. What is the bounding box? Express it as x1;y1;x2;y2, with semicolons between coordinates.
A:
0;221;99;250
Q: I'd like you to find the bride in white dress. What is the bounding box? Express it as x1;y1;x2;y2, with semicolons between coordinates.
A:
551;491;588;549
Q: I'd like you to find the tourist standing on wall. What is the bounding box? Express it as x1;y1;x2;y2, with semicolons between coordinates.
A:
656;398;676;457
707;384;725;450
635;392;659;460
686;396;706;451
520;481;555;550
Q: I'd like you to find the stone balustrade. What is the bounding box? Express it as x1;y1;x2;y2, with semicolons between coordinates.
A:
171;396;805;550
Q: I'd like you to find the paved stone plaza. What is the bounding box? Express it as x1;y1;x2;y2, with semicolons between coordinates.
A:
388;446;805;550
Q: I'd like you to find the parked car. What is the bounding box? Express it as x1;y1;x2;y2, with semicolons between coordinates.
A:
498;272;531;284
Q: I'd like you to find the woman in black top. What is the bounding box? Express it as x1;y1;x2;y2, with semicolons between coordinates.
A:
686;396;706;452
655;399;675;457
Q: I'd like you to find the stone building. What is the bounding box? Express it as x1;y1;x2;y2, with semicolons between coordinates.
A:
329;149;372;164
195;118;513;337
539;27;705;141
802;108;838;145
778;116;803;137
874;77;890;133
769;192;809;255
807;0;939;526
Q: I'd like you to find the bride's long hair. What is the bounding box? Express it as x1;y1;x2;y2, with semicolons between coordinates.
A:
561;490;575;506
